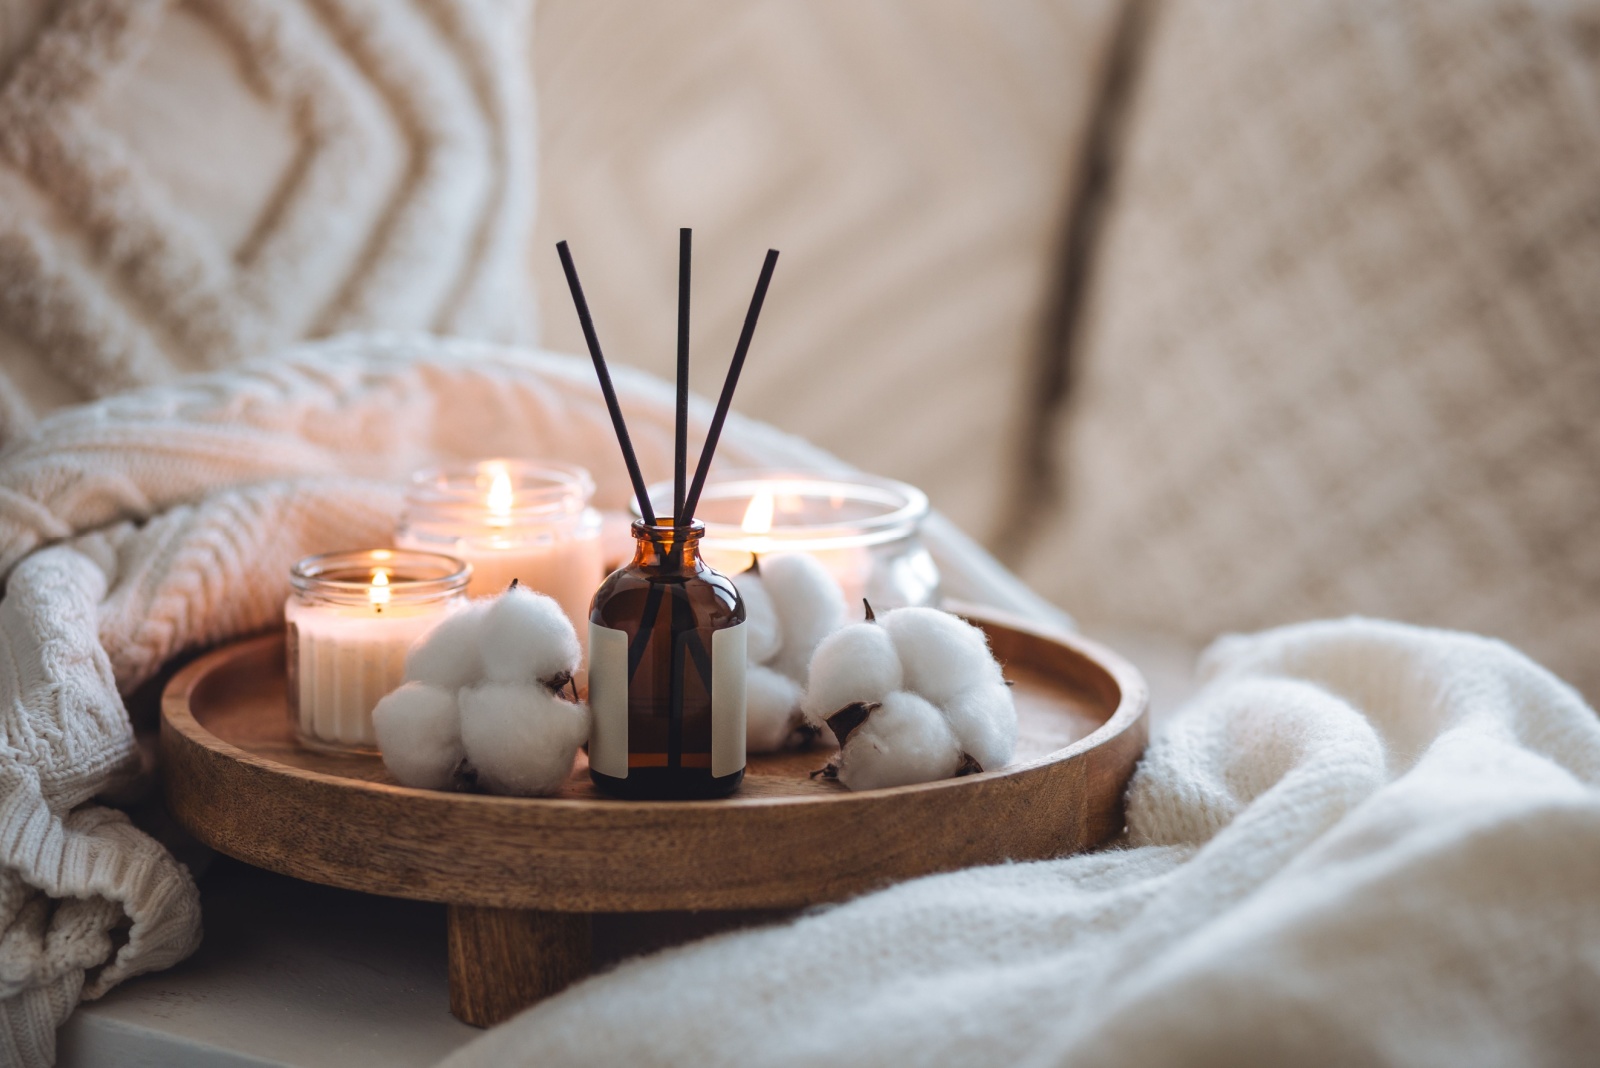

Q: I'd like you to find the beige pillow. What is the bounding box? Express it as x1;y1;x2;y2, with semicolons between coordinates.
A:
1026;0;1600;699
0;0;537;440
531;0;1123;542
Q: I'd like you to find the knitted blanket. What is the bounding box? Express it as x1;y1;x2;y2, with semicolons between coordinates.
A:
0;335;1062;1067
445;618;1600;1068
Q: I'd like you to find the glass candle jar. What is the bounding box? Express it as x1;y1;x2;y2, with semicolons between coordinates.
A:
397;460;604;632
588;520;746;799
286;549;469;753
642;472;940;612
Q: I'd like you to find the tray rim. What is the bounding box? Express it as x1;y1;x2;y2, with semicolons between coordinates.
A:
163;613;1143;811
161;608;1149;910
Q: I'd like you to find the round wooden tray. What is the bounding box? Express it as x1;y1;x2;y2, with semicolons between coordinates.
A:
162;610;1147;1025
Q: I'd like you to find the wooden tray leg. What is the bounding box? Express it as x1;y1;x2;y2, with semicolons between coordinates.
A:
447;905;593;1027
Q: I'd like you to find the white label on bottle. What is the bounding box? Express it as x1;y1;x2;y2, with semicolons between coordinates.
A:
712;623;747;778
588;621;629;778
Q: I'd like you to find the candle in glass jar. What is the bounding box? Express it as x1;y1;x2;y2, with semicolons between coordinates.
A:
642;472;941;611
397;460;604;634
286;549;469;752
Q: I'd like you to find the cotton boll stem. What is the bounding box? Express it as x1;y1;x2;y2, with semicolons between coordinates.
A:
824;701;878;747
833;691;963;791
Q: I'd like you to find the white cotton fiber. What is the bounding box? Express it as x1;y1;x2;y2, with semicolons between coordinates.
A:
802;604;1018;789
882;607;1003;707
403;601;489;691
381;585;594;797
942;682;1018;772
732;571;782;665
459;683;590;796
479;585;581;685
760;554;846;683
834;690;963;791
373;682;464;790
746;664;804;753
801;622;903;728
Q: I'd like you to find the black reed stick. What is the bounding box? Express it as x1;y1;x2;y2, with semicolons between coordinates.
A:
556;240;657;526
626;582;665;680
683;249;779;519
668;611;688;769
675;228;691;523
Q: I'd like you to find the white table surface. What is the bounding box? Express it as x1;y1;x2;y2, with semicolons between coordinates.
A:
58;857;795;1068
58;859;478;1068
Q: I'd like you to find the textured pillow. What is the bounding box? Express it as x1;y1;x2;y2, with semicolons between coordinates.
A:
531;0;1123;541
1025;1;1600;699
0;0;537;441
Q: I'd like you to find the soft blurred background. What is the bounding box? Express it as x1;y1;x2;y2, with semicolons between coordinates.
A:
0;0;1596;700
531;0;1118;548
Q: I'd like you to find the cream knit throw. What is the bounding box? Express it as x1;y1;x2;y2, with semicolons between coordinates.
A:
0;0;537;441
0;334;1060;1066
447;618;1600;1068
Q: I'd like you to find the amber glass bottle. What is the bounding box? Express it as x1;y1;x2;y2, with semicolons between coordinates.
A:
588;520;747;799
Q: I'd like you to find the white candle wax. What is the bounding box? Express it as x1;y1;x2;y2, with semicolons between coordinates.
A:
445;535;604;622
701;542;873;608
285;549;468;753
646;473;940;612
398;460;605;636
286;598;452;750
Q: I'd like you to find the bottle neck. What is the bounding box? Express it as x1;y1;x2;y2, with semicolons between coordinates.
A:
630;520;706;571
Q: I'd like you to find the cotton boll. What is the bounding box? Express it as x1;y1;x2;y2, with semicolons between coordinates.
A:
373;682;464;790
760;554;846;683
479;586;581;686
882;607;1003;707
801;622;903;728
942;682;1018;772
834;691;963;791
733;571;782;665
459;683;590;796
403;601;489;691
746;664;804;752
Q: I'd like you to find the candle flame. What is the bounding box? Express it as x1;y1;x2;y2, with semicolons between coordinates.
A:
486;463;514;523
741;490;775;535
368;567;392;608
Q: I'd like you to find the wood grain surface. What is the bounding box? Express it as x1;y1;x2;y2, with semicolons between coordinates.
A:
161;612;1148;913
447;906;591;1027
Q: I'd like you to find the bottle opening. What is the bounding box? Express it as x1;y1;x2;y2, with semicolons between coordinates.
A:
631;518;706;540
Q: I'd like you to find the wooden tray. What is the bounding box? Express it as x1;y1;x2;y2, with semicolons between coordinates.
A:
161;612;1147;1026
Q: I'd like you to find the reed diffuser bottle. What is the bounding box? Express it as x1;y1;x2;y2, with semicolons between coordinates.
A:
588;520;746;798
558;227;778;800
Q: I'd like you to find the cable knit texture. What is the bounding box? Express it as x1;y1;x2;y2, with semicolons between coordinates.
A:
0;334;1059;1066
1026;0;1600;702
0;0;537;441
444;617;1600;1068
